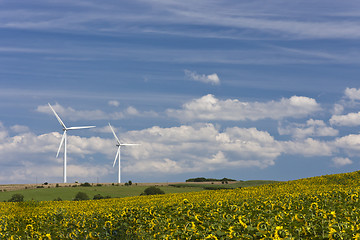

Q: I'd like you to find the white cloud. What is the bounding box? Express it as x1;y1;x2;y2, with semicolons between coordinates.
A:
185;70;220;85
2;1;360;40
344;87;360;101
0;122;8;140
1;117;358;183
0;122;285;179
126;106;139;115
330;112;360;126
37;103;108;121
332;157;352;167
278;119;338;139
10;125;30;133
123;124;282;173
167;94;321;122
37;103;157;121
332;103;344;115
282;138;334;157
108;100;120;107
334;134;360;155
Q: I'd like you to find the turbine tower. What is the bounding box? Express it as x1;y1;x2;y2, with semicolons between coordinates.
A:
108;123;139;184
48;103;95;183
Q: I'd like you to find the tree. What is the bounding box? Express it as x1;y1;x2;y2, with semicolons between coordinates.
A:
93;194;111;200
140;186;165;196
73;192;89;201
80;182;92;187
8;194;24;202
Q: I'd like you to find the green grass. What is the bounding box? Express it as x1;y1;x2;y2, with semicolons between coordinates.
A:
0;185;205;202
0;180;278;202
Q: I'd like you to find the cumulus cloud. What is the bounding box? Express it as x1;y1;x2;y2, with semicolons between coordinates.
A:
2;117;359;183
334;134;360;155
332;157;352;167
0;122;117;183
185;70;220;85
278;119;338;139
167;94;321;122
0;122;287;180
282;138;334;157
344;87;360;101
330;112;360;126
123;124;283;173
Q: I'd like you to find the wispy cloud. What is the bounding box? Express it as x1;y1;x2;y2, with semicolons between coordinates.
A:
1;0;360;40
108;100;120;107
184;70;220;85
36;103;158;122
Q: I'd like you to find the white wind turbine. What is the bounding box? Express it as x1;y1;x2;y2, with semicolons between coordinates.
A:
108;123;139;184
48;103;96;183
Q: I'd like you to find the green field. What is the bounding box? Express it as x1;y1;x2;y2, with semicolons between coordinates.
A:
0;180;277;202
0;185;203;202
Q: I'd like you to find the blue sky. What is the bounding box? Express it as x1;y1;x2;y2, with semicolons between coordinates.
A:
2;0;360;184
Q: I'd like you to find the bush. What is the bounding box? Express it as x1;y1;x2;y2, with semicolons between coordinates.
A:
53;197;62;201
93;194;111;200
140;186;165;196
73;192;89;201
8;194;24;202
80;182;92;187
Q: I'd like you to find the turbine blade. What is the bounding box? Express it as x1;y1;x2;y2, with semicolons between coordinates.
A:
120;143;140;146
113;147;120;167
108;123;121;144
56;132;66;158
48;103;67;129
66;126;96;130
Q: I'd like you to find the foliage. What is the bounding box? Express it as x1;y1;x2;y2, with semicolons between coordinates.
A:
80;182;92;187
141;186;165;196
93;194;111;200
7;194;24;202
3;171;360;238
73;192;89;201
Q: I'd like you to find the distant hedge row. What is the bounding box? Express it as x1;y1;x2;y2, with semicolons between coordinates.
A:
185;177;237;182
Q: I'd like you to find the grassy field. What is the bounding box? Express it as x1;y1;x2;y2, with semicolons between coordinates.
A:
0;180;277;202
0;185;204;202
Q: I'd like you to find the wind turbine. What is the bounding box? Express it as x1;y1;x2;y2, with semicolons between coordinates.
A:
48;103;96;183
108;123;139;184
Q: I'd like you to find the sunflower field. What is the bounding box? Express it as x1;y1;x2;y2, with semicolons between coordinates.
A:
1;171;360;239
